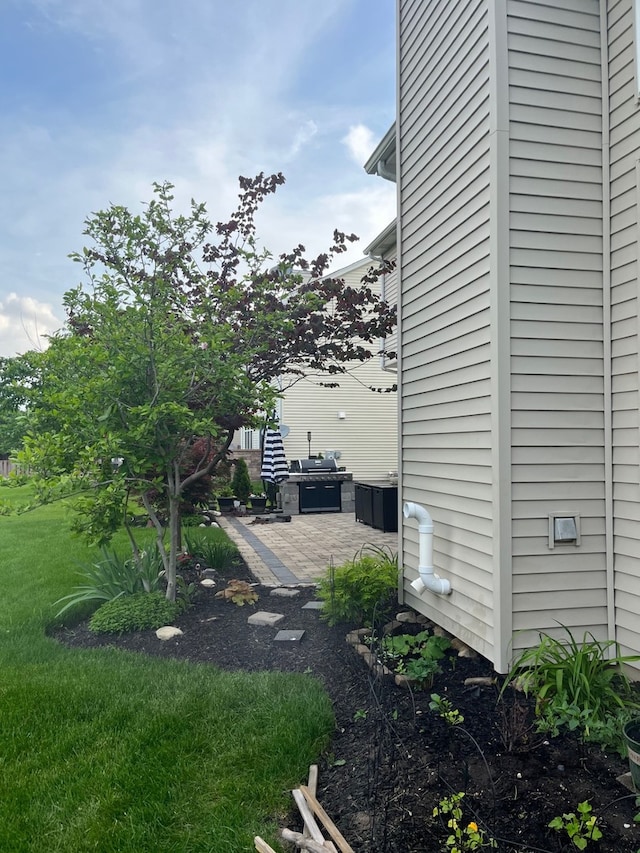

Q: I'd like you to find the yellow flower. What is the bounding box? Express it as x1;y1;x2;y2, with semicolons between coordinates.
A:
467;822;478;832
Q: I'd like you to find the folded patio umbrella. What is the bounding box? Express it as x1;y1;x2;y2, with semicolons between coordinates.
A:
260;427;290;484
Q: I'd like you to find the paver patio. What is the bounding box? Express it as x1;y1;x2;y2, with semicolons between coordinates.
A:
218;512;399;585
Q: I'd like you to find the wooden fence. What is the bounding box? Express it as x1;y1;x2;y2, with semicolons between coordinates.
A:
0;460;28;478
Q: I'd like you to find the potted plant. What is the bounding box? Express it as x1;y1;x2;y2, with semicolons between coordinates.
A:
216;484;237;513
231;458;252;505
249;493;267;514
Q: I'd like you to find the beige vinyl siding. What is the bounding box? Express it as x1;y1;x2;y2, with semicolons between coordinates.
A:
608;0;640;667
398;0;494;660
280;258;398;481
506;0;608;655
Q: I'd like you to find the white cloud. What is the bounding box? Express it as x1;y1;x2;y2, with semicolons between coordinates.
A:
342;124;377;166
0;293;64;357
1;0;396;356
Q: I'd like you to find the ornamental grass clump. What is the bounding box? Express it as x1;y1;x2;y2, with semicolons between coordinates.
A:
318;545;398;627
54;544;165;618
501;626;640;753
183;528;240;572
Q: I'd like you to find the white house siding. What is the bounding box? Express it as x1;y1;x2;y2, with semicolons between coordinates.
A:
280;258;398;481
382;256;398;370
507;0;609;653
398;0;496;660
608;0;640;665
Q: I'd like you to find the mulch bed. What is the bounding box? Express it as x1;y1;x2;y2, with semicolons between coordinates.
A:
53;559;640;853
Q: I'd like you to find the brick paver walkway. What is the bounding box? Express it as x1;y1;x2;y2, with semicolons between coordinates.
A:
218;512;399;585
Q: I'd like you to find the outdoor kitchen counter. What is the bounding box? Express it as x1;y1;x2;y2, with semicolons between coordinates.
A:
354;480;398;533
280;471;354;515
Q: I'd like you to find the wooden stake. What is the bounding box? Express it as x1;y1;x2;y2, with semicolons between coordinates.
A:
254;837;278;853
303;765;319;840
281;828;334;853
292;788;325;844
307;764;319;797
299;786;355;853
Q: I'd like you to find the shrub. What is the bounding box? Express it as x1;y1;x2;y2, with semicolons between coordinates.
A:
231;457;252;504
318;545;398;626
89;592;179;634
54;545;165;618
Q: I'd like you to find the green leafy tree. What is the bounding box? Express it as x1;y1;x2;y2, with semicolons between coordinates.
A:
20;175;395;600
0;352;42;457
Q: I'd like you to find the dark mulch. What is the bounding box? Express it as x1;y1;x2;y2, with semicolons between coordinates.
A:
53;559;640;853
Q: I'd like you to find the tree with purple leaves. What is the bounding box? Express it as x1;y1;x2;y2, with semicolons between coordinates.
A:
19;174;396;600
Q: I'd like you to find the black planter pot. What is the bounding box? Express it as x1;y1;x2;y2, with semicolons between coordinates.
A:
250;497;267;514
217;496;237;513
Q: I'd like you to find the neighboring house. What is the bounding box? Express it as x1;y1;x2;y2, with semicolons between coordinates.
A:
278;256;398;481
365;128;398;374
382;0;640;674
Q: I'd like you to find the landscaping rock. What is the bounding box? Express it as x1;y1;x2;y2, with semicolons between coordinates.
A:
396;610;419;623
200;578;216;588
156;626;183;641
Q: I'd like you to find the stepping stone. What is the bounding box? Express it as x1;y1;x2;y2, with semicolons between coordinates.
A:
270;587;300;598
274;629;305;643
247;611;285;627
302;600;323;610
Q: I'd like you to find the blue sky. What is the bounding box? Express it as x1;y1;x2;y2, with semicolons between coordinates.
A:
0;0;396;357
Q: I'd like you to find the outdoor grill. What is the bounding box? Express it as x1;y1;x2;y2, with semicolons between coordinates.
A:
289;457;352;513
296;458;340;474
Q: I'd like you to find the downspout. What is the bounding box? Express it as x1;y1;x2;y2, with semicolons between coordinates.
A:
599;0;615;646
403;502;452;595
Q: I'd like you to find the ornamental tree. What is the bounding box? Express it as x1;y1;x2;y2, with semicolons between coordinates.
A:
20;175;396;600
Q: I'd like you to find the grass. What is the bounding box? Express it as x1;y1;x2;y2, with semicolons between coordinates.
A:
0;484;334;852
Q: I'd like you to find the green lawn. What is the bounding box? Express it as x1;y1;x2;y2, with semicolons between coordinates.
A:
0;485;334;852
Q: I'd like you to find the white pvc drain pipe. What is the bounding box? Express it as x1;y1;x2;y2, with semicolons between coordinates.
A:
403;502;452;596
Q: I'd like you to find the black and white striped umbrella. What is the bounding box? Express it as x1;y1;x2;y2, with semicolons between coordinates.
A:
260;427;290;484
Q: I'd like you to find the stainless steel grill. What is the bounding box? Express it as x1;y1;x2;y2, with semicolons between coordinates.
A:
296;458;339;474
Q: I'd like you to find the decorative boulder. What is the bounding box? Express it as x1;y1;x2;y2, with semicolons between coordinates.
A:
156;626;183;641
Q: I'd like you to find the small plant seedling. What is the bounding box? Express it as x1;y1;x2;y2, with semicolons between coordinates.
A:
433;792;497;851
430;693;464;725
353;709;368;722
548;801;603;850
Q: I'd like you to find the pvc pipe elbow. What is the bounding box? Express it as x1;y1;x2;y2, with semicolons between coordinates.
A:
403;501;433;533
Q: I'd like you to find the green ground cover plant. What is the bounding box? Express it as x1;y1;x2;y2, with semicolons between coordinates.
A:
89;590;179;633
0;484;334;852
374;631;451;687
548;801;603;850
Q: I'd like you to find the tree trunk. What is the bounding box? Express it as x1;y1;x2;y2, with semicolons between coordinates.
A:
165;462;181;602
166;493;180;602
